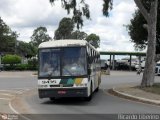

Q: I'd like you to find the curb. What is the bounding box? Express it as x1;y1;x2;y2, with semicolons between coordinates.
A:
111;87;160;105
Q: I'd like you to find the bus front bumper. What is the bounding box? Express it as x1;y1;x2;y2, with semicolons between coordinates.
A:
38;87;88;98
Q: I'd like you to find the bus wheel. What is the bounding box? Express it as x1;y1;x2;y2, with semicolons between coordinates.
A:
85;82;92;101
50;97;55;101
95;86;99;92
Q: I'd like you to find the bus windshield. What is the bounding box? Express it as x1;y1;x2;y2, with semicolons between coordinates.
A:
39;49;61;77
62;47;87;76
39;47;87;77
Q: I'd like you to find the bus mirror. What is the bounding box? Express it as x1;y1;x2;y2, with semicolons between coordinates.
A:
88;68;91;75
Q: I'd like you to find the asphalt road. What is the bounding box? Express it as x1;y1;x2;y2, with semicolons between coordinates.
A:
0;71;160;120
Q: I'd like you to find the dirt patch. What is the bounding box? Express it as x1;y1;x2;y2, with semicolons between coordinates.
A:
11;89;37;114
140;83;160;95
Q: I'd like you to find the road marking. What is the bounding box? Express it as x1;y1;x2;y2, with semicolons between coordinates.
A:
9;101;32;120
14;90;25;94
0;89;32;120
0;98;10;100
0;88;31;94
12;88;29;90
0;90;15;92
0;90;23;94
0;90;22;95
0;76;23;78
0;93;14;97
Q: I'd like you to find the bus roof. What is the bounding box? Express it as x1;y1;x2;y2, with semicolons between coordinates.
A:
38;39;88;48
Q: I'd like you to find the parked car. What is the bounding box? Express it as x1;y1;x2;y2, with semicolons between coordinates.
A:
155;63;160;76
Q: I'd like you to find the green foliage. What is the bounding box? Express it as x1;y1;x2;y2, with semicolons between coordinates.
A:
15;64;28;70
127;8;160;54
28;58;38;70
49;0;113;28
30;26;51;47
103;0;113;17
50;0;90;29
2;56;38;70
4;64;37;71
127;10;148;50
2;54;21;65
54;17;100;48
28;58;37;66
71;30;87;40
16;41;37;58
86;33;100;48
0;17;37;56
54;18;74;39
0;17;18;53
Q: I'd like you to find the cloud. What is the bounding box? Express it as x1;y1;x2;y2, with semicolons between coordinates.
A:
82;0;137;51
0;0;137;51
0;0;72;41
0;0;69;28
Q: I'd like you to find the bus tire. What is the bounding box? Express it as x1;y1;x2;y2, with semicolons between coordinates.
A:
95;77;100;92
95;86;99;92
85;82;92;101
50;97;55;101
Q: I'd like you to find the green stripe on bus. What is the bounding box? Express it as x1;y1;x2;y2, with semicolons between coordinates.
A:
67;78;74;85
60;79;68;84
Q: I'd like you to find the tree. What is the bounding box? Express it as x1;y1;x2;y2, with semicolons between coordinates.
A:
71;30;87;40
54;17;74;40
127;9;160;55
85;33;100;48
54;17;100;48
30;26;51;47
16;41;37;58
0;17;18;53
50;0;90;29
49;0;158;87
133;0;158;87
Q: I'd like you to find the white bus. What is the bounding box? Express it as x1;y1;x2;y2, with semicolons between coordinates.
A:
38;39;101;101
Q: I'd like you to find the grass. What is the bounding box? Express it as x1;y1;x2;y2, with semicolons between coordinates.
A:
140;83;160;95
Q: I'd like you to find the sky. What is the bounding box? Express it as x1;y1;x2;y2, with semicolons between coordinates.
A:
0;0;138;52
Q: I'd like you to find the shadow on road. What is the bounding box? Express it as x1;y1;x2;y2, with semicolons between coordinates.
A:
40;90;103;106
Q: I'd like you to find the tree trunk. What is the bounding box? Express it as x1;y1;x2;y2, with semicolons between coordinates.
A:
141;1;158;87
155;54;160;62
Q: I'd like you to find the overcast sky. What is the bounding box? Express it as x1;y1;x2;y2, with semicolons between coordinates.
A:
0;0;138;52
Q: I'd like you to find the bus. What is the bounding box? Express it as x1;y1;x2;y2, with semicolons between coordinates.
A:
38;39;101;101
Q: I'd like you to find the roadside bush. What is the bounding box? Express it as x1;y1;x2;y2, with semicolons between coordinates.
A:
3;65;15;71
1;55;38;71
3;64;38;71
15;64;28;70
28;58;38;70
2;54;21;65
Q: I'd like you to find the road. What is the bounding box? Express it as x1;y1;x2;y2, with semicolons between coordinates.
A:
0;71;160;120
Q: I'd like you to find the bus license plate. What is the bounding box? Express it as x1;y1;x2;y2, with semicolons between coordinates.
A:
58;91;66;94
